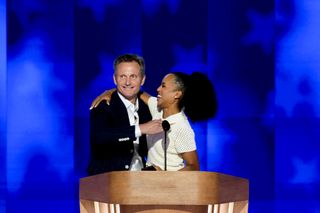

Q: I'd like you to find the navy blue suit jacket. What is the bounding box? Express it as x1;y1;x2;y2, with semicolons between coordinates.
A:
87;92;152;175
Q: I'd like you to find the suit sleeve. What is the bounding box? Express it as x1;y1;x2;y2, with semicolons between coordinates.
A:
90;101;136;145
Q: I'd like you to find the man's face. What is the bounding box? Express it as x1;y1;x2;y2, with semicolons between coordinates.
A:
113;61;145;103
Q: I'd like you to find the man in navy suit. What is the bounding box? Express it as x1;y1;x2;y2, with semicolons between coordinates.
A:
88;54;162;175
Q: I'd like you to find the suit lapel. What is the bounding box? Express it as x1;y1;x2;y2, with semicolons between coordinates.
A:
110;92;130;125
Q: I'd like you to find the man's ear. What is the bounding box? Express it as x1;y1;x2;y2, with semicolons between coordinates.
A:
113;74;117;85
141;75;146;86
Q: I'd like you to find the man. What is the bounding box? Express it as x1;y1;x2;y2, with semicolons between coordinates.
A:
88;54;162;175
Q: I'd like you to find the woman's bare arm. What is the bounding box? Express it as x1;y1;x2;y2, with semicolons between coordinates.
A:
179;150;200;171
139;91;151;105
89;88;116;109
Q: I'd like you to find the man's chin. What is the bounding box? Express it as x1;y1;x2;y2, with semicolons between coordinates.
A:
119;90;134;96
120;92;137;101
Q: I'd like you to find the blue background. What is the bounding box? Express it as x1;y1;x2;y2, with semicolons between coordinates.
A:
1;0;320;212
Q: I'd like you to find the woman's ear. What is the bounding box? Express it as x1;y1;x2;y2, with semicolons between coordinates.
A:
175;91;182;99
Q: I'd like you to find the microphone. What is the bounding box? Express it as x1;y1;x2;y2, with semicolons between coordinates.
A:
162;120;170;171
162;120;171;131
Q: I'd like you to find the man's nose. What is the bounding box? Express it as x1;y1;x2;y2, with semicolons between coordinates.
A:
125;78;131;85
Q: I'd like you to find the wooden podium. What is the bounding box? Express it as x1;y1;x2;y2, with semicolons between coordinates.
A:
79;171;249;213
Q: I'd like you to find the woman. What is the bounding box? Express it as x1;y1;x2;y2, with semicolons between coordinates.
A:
91;72;217;171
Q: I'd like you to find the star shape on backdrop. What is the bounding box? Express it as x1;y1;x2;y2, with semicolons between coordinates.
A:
7;36;68;191
78;0;120;22
242;9;274;55
171;44;209;74
289;157;319;184
142;0;181;16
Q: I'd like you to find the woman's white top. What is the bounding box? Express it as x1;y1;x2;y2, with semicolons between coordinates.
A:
146;97;196;171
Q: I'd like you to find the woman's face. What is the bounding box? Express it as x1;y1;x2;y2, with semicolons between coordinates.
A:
156;74;181;109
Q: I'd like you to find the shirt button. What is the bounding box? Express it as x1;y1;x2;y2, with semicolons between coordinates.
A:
125;165;129;169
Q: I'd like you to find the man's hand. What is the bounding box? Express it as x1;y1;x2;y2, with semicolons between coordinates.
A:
90;89;116;110
139;119;163;135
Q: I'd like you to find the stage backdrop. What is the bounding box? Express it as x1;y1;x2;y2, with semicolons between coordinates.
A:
1;0;319;213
